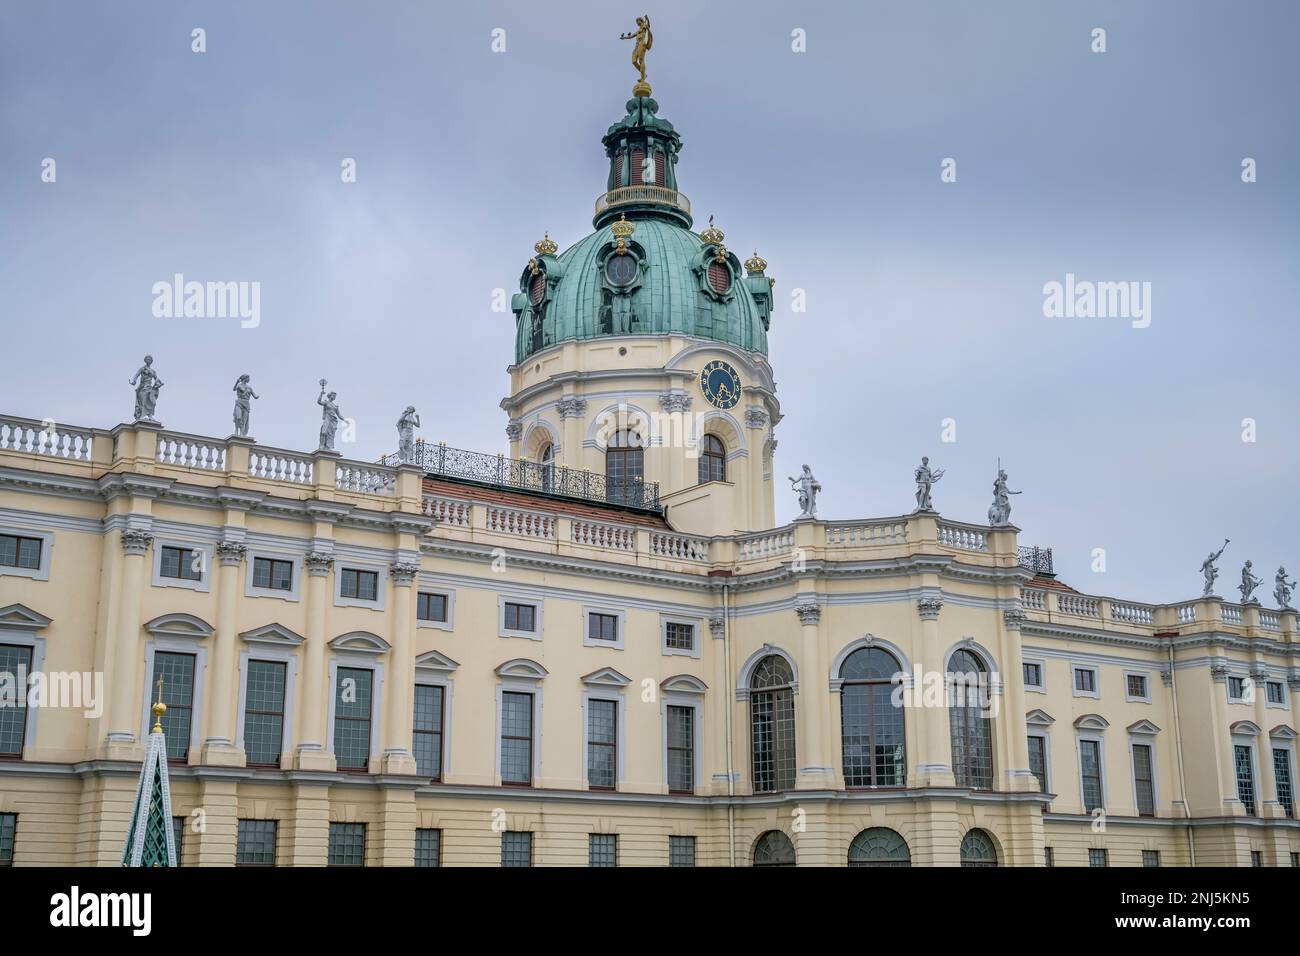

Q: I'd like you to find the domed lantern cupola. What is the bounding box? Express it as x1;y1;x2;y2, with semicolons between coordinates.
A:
594;98;691;230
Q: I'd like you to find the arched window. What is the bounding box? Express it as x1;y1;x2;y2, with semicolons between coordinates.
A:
538;443;554;493
750;655;796;793
848;828;911;867
948;648;994;789
840;647;905;788
959;828;998;867
752;830;796;867
605;429;644;505
698;434;726;484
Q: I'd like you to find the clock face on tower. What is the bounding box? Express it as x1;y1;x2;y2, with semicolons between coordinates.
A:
700;360;742;409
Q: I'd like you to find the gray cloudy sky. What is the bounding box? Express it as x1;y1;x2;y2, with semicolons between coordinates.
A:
1;1;1296;604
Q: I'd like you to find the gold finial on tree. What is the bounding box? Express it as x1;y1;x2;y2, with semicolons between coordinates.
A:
620;15;654;97
151;675;167;733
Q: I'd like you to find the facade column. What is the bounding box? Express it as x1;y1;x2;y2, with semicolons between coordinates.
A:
1209;660;1240;816
999;610;1038;792
194;776;238;865
708;615;733;795
296;549;336;771
793;600;832;787
557;395;587;472
285;782;330;866
105;525;153;754
916;596;955;787
202;537;248;765
375;786;418;866
382;560;419;774
1250;662;1280;816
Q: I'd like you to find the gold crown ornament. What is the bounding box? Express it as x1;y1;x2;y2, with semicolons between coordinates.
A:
745;251;768;275
611;214;636;254
534;232;558;256
698;215;725;246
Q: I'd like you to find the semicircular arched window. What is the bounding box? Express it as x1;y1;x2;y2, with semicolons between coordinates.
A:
750;655;796;793
840;646;905;788
848;827;911;867
752;830;796;867
959;828;998;867
698;434;726;484
605;429;644;506
538;443;554;493
948;648;994;789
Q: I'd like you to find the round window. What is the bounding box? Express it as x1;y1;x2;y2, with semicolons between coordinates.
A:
707;259;731;294
605;254;638;287
529;272;546;306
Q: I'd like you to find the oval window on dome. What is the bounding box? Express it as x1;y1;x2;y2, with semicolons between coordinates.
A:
605;254;637;287
707;259;731;295
529;272;546;306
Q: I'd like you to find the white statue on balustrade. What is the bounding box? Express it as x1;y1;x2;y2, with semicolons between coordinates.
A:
232;374;259;438
397;406;421;463
1275;567;1296;610
987;467;1021;527
317;379;347;451
788;464;821;519
1201;539;1229;597
1239;559;1263;604
914;456;944;512
129;355;164;422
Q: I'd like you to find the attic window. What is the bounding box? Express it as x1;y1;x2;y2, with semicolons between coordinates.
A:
707;260;731;295
529;272;546;306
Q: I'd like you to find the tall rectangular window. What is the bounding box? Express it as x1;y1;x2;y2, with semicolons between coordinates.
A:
587;699;617;790
340;568;379;601
252;556;293;591
0;813;16;866
236;819;277;866
587;613;618;643
1142;850;1161;867
1088;848;1108;867
669;835;696;867
1044;846;1054;867
171;817;184;866
503;602;535;632
1027;735;1047;792
500;691;533;785
501;831;532;867
413;684;444;780
0;534;41;569
333;667;373;771
243;660;286;767
1273;748;1294;819
417;592;448;623
1234;744;1256;815
152;651;196;760
1291;852;1299;868
589;833;617;867
667;705;695;793
1132;743;1155;817
1079;739;1103;812
415;828;442;867
328;822;366;866
0;644;33;756
1251;851;1262;867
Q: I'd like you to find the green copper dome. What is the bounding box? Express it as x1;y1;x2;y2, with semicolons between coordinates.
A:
510;97;774;365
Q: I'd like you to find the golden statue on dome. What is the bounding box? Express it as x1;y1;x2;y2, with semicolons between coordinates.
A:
620;15;653;97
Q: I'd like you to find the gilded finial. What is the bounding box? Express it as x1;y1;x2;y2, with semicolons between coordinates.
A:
611;213;636;254
534;232;558;257
151;675;167;733
745;250;768;275
620;16;654;97
699;215;725;246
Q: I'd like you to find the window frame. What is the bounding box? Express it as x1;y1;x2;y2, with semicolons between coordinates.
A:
582;606;625;650
582;694;622;791
1265;680;1287;709
1088;847;1109;867
661;677;705;795
416;589;455;631
413;682;446;782
697;433;727;484
838;646;907;789
1232;738;1258;816
152;539;213;592
1272;742;1296;820
235;818;278;867
660;614;702;659
333;560;386;611
141;638;209;762
498;596;543;641
1227;675;1249;704
240;658;289;769
498;689;538;786
0;812;15;866
668;834;696;867
244;550;302;602
0;641;37;758
588;832;618;867
0;527;52;581
1077;734;1106;814
327;821;367;867
1123;670;1152;704
501;830;533;867
1022;659;1046;693
1071;664;1100;699
748;654;797;794
326;650;386;773
1027;733;1050;794
1129;739;1157;817
415;827;442;867
1142;849;1161;867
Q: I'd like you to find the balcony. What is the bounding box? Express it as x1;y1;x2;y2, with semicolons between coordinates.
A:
594;185;691;220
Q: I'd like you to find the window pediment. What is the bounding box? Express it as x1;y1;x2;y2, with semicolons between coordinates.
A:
1073;713;1110;731
1126;719;1161;736
329;631;390;654
415;649;460;675
496;657;548;681
581;666;631;688
1269;724;1297;740
0;603;52;632
239;622;305;647
144;612;214;640
1025;708;1055;727
1230;719;1261;737
661;674;707;695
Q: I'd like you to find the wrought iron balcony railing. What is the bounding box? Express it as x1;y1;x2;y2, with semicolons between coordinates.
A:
383;441;662;513
594;184;691;219
1018;545;1054;577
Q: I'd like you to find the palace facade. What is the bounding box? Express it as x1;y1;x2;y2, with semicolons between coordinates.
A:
0;79;1297;868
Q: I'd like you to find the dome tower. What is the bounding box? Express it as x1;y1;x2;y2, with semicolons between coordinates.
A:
503;60;780;535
